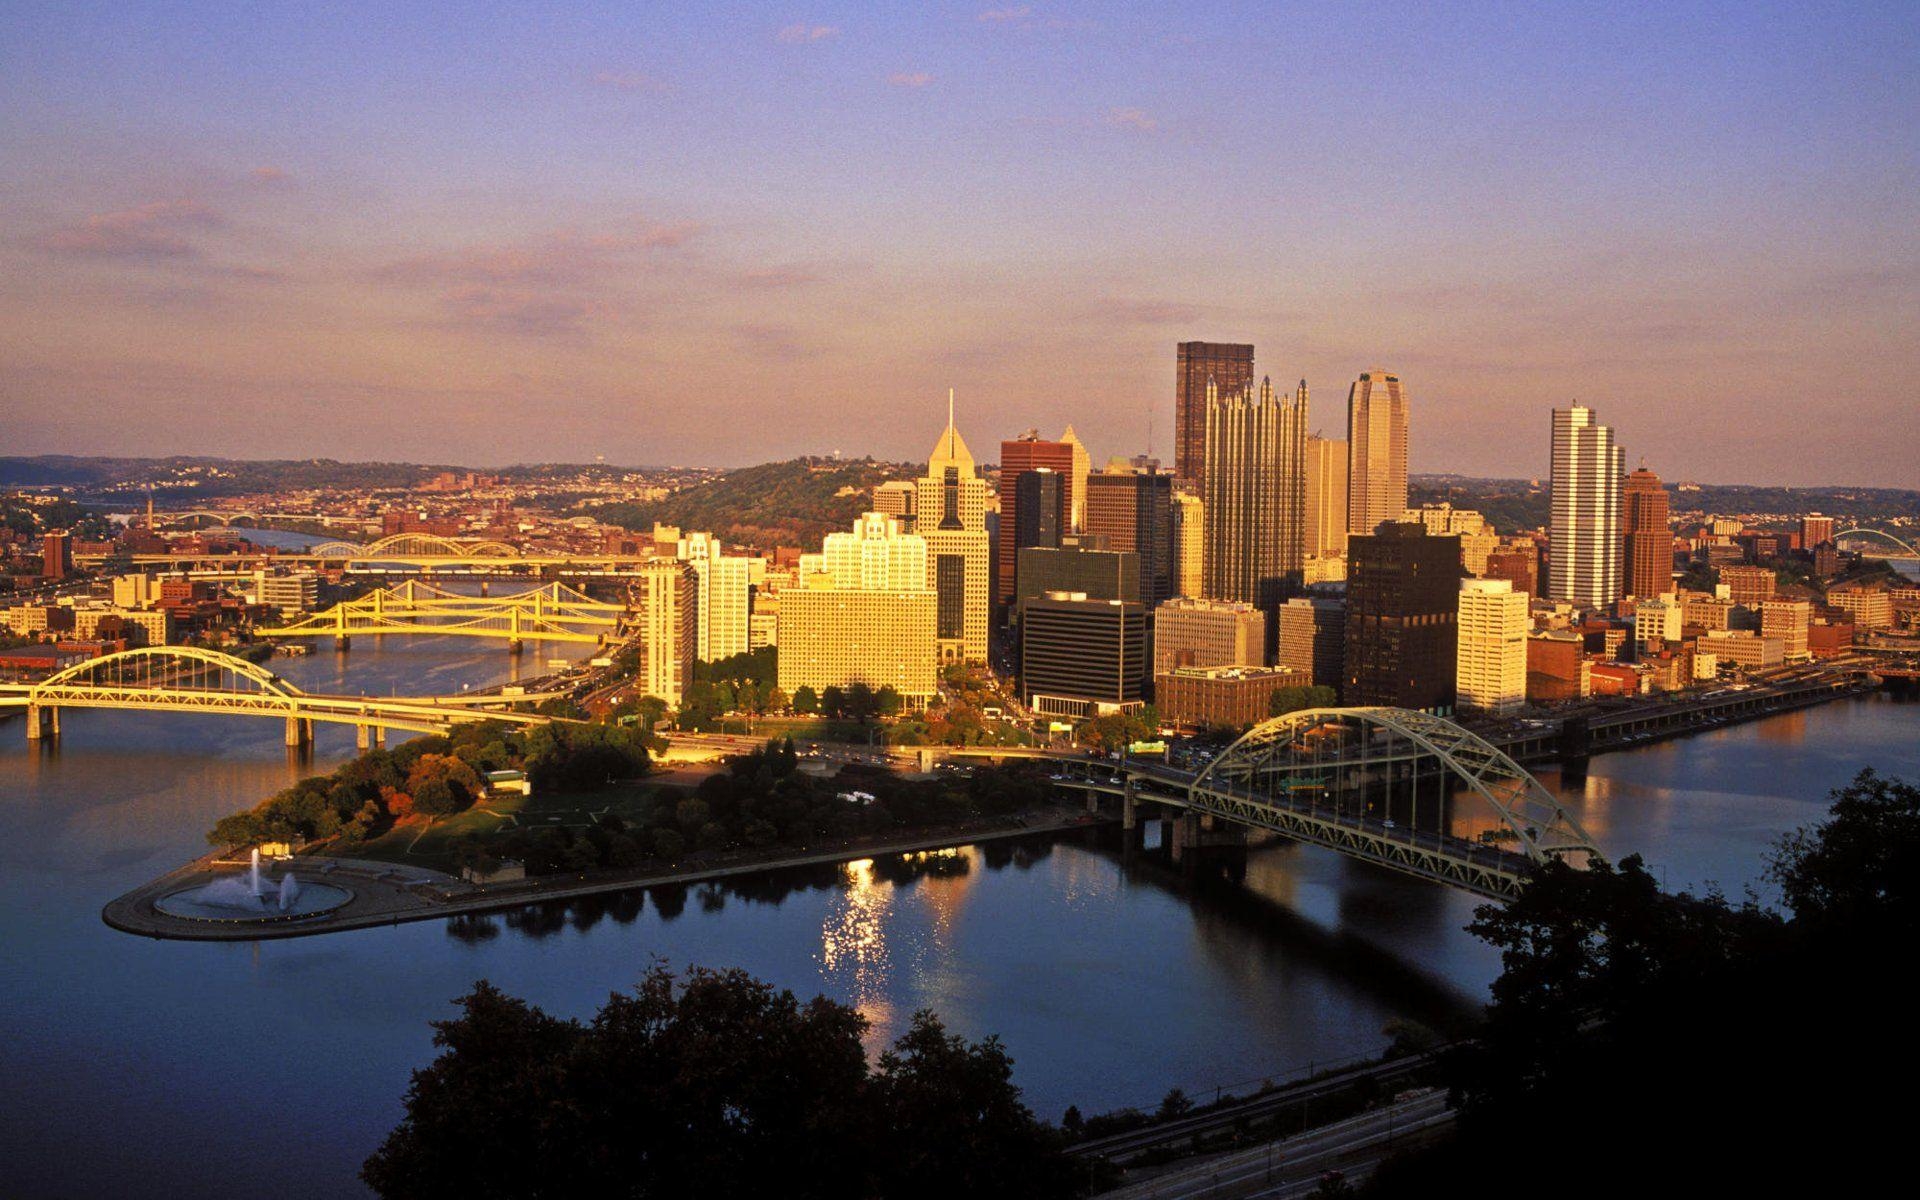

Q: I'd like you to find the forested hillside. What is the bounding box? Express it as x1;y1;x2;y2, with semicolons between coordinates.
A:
592;457;915;548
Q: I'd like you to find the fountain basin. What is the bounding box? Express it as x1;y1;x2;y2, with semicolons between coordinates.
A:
153;876;353;923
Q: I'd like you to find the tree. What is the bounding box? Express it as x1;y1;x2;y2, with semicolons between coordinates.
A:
1156;1087;1194;1120
821;685;846;719
362;967;1086;1199
1768;767;1920;930
876;684;903;717
1268;684;1338;717
792;684;819;715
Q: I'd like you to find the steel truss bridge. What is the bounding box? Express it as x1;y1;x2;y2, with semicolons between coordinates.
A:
0;646;564;749
90;533;656;575
1062;707;1602;900
259;580;629;648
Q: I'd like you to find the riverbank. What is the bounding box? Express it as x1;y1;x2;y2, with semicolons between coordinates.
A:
103;805;1110;942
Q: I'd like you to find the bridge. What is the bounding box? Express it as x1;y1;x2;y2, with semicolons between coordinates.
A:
1834;528;1919;557
1059;707;1602;900
0;646;563;750
258;580;629;650
90;532;660;576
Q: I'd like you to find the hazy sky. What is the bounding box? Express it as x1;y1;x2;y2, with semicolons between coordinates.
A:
2;2;1915;484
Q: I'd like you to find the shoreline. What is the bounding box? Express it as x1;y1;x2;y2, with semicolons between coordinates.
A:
102;807;1109;943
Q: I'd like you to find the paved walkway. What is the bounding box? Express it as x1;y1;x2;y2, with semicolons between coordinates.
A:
103;808;1109;943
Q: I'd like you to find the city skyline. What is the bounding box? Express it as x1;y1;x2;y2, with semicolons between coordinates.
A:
1;3;1915;484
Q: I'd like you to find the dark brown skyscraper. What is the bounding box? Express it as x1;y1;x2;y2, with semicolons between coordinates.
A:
1622;466;1672;600
1344;523;1463;711
1175;341;1254;492
1084;462;1175;608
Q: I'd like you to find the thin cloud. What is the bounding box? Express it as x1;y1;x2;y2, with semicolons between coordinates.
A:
887;71;934;88
777;23;837;43
37;200;225;260
1106;107;1161;133
591;70;671;94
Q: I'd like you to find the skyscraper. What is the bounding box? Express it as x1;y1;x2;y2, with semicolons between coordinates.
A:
1201;376;1308;613
1550;405;1625;608
1061;425;1092;533
1175;341;1255;492
1346;370;1408;538
913;393;990;663
677;530;751;661
1344;523;1462;710
1085;462;1174;608
1171;492;1204;599
633;558;698;706
1305;434;1349;558
1456;578;1529;714
1621;466;1672;600
997;431;1077;607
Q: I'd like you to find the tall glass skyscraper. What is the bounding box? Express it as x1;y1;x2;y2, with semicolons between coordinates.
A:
1550;405;1625;608
1345;370;1408;538
1201;376;1308;613
1175;341;1255;493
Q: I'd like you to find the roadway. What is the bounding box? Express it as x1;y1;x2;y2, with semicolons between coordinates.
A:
1096;1089;1452;1199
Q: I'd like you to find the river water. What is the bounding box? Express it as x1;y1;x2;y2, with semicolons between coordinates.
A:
2;614;1915;1197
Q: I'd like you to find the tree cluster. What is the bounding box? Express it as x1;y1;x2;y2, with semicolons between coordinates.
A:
362;964;1086;1199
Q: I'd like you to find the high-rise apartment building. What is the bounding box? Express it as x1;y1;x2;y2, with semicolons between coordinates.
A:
1549;405;1625;608
779;513;937;705
1175;341;1255;492
1801;513;1835;550
1305;435;1349;558
913;397;990;663
1345;371;1408;538
1344;523;1463;710
1455;579;1529;714
998;432;1078;605
678;531;752;661
634;558;698;706
1278;596;1346;693
1201;377;1308;611
1153;597;1267;676
1085;462;1174;608
42;530;72;580
1622;467;1672;600
1171;493;1204;599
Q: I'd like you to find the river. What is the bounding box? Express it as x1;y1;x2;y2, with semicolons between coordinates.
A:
1;618;1915;1197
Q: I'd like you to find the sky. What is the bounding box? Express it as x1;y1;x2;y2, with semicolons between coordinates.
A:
1;1;1915;485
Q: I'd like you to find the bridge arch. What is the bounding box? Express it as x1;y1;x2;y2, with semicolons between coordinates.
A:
309;540;368;557
33;646;305;699
360;534;520;558
1190;707;1600;875
1833;528;1918;556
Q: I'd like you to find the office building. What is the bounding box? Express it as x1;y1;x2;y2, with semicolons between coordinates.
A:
1277;596;1346;692
1154;597;1266;675
42;531;72;580
633;559;698;706
1175;341;1256;492
1720;564;1776;608
1456;579;1529;714
1015;540;1139;606
1061;426;1092;533
1345;523;1462;710
251;569;319;615
1305;434;1349;558
913;396;991;663
1202;376;1308;611
1826;583;1892;630
1549;405;1625;607
1085;462;1175;608
779;512;937;705
872;481;917;528
112;573;163;609
1345;371;1408;537
997;432;1078;604
1156;665;1305;732
1801;513;1835;551
1527;632;1591;702
678;531;752;662
1761;598;1811;662
1633;593;1685;652
1404;504;1497;575
1622;467;1673;600
1700;629;1786;670
1019;592;1147;717
1011;467;1066;573
1483;543;1540;597
1171;493;1204;599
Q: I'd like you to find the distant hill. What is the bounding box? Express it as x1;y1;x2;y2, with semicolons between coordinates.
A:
591;457;916;548
0;455;461;499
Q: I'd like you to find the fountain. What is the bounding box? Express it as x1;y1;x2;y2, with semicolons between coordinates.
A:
153;848;352;923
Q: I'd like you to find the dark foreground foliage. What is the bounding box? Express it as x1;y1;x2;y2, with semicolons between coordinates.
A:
1367;768;1920;1197
364;964;1087;1199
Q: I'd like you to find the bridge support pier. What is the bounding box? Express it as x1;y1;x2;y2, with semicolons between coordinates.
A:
335;635;351;653
356;724;385;752
507;639;524;656
284;716;313;747
24;703;58;740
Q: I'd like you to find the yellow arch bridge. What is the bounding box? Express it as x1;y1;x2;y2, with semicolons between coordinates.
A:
0;646;567;750
1060;707;1603;900
259;579;629;650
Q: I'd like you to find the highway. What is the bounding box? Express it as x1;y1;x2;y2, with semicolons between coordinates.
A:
1097;1089;1452;1199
